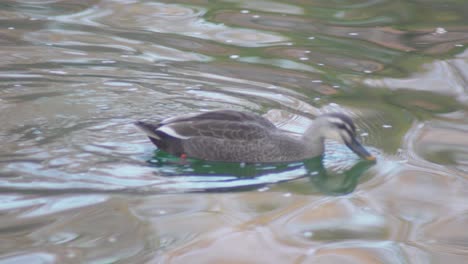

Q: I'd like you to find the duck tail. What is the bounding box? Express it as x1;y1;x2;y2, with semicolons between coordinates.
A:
134;121;161;139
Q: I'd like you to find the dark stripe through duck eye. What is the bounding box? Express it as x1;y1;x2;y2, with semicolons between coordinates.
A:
332;122;354;137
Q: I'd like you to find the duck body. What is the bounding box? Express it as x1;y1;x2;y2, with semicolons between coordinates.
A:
135;110;374;163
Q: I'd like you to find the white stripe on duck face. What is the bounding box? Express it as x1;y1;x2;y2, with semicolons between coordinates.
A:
156;125;191;139
327;117;354;133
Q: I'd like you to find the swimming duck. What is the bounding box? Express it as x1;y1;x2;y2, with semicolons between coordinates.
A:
135;110;375;163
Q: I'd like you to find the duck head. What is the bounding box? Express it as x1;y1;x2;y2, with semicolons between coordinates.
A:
317;113;376;161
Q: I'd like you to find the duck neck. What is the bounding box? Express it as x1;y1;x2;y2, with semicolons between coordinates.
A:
302;120;325;154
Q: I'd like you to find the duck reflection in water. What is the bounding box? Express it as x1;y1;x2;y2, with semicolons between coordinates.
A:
147;150;376;196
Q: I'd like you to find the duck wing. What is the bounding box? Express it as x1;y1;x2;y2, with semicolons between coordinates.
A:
135;110;278;157
157;119;272;141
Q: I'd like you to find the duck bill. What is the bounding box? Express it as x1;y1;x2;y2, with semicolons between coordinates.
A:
346;138;376;161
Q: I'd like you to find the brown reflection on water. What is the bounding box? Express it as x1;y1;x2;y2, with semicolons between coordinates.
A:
0;194;155;263
408;26;468;54
93;1;287;47
214;11;415;52
407;120;468;174
147;192;410;263
364;49;468;102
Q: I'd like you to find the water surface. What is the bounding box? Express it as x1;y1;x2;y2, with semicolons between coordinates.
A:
0;0;467;263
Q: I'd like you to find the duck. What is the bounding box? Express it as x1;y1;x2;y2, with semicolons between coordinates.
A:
135;110;376;163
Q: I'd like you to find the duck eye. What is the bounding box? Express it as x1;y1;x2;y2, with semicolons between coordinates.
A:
336;123;347;130
333;122;355;137
332;122;347;131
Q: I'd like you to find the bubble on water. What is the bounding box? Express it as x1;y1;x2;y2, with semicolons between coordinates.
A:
66;251;76;258
104;81;133;87
306;248;317;256
98;104;111;110
49;70;67;75
434;27;447;34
